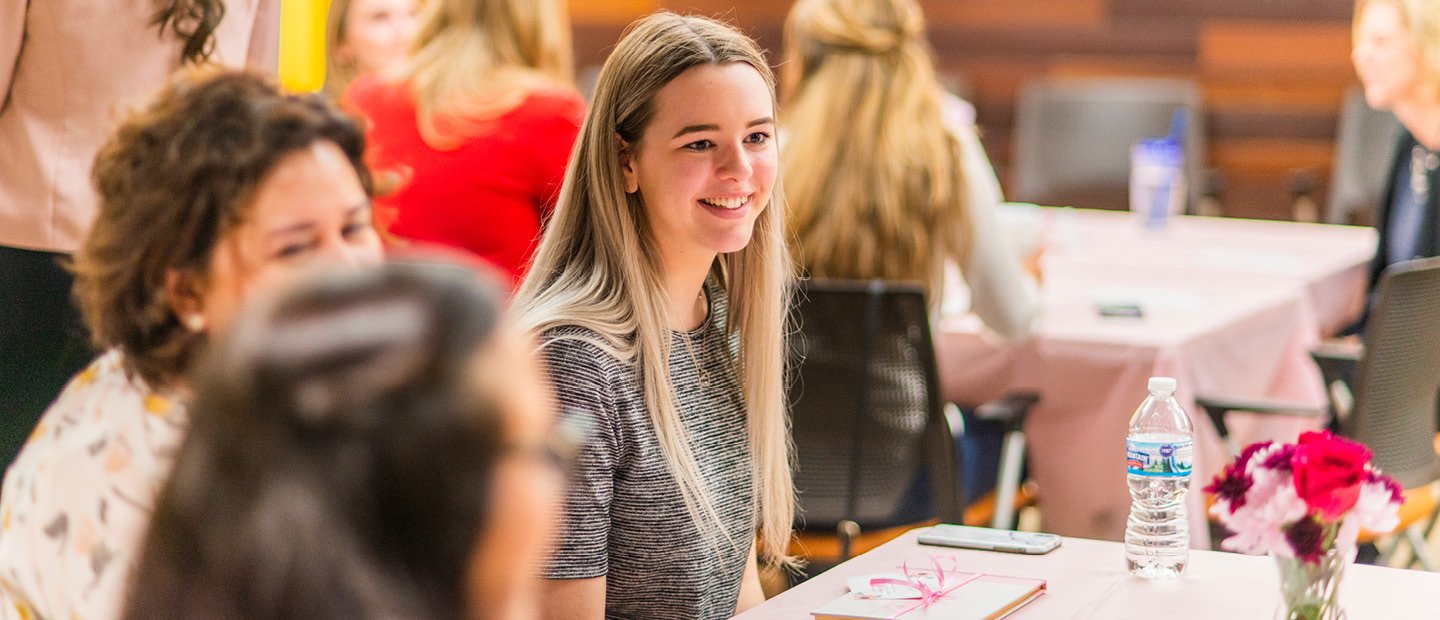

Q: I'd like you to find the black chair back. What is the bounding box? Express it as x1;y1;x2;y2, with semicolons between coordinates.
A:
788;279;962;532
1351;257;1440;489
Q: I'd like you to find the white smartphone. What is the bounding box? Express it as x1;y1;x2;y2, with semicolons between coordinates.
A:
917;525;1061;555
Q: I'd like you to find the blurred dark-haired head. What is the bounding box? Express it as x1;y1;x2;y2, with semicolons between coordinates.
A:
77;68;384;389
124;260;563;620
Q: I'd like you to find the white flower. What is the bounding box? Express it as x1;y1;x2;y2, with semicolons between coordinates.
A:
1349;481;1402;533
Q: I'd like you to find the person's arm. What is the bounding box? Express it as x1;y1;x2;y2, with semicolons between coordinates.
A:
951;123;1041;341
734;542;765;614
539;576;607;620
535;335;620;620
0;0;26;100
245;0;281;75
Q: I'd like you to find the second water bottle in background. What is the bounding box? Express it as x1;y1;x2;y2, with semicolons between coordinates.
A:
1125;376;1193;579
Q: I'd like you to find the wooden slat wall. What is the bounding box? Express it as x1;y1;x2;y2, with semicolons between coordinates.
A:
569;0;1361;220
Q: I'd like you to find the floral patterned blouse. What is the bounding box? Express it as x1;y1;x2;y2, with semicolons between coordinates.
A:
0;351;187;620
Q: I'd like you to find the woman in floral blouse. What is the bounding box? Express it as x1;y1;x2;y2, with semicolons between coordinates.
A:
0;69;384;620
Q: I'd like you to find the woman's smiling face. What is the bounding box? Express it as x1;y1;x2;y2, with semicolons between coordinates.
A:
1352;1;1426;110
621;62;777;266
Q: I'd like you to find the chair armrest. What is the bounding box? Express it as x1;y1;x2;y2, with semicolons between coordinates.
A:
1194;395;1326;446
1311;342;1361;414
974;391;1040;432
1312;339;1363;362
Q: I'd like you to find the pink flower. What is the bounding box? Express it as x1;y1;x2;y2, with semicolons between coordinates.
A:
1290;432;1370;521
1348;480;1402;534
1366;469;1404;504
1216;461;1309;556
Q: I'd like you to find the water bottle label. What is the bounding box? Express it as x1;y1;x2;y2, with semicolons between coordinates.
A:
1126;438;1193;477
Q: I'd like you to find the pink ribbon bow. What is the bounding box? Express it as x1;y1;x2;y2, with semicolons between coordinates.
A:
866;554;983;618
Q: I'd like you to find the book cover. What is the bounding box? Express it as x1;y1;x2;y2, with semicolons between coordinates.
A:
811;573;1046;620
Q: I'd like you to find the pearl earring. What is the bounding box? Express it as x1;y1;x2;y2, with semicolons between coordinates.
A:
183;314;206;332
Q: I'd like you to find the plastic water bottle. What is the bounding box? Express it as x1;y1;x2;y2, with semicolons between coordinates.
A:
1129;137;1186;231
1125;376;1193;578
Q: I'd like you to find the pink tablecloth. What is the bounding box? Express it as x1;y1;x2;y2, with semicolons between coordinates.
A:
938;209;1377;542
737;529;1438;619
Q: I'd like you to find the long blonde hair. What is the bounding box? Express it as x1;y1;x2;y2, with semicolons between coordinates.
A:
323;0;359;100
781;0;970;298
396;0;574;149
513;12;795;566
1355;0;1440;99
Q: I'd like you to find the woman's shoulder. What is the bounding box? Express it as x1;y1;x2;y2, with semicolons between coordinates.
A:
0;356;184;620
511;86;587;125
0;351;186;619
537;326;627;375
9;351;186;473
342;73;410;114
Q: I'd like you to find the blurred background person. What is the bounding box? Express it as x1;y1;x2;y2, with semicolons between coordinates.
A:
345;0;584;288
0;0;278;468
781;0;1040;508
0;70;383;620
781;0;1039;342
1351;0;1440;327
515;12;793;618
323;0;420;100
122;262;566;620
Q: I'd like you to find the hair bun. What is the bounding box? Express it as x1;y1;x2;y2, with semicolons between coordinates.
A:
802;0;924;56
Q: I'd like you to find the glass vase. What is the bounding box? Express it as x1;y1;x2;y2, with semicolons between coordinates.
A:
1272;549;1347;620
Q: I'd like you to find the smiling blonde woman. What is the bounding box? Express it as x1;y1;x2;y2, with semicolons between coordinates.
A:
514;12;793;620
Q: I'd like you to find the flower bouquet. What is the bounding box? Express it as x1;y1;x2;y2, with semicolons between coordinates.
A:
1205;431;1403;620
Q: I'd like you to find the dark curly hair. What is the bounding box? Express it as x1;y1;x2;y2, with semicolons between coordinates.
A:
151;0;226;64
124;261;507;620
76;68;374;388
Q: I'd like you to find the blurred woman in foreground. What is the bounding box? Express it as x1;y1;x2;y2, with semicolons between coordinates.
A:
124;262;567;620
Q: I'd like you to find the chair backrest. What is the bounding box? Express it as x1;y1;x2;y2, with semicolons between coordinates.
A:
1326;86;1403;225
1350;256;1440;489
788;279;962;530
1010;77;1206;212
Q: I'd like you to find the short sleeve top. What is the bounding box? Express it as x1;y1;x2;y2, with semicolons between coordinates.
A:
539;281;757;620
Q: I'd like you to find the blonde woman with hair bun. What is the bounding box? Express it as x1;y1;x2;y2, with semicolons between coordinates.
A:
781;0;1039;341
514;11;793;620
781;0;1040;512
345;0;584;287
1351;0;1440;326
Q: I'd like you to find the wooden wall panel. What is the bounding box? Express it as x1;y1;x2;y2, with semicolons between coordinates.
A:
1199;21;1353;77
1110;0;1352;21
567;0;655;24
922;0;1107;28
568;0;1363;221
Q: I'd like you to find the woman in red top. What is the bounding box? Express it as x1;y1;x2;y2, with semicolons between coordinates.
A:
345;0;583;287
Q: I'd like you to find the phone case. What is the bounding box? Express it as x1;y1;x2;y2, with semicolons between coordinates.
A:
917;525;1062;555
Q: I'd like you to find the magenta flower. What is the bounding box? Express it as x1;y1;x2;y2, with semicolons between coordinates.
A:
1208;436;1402;565
1285;517;1326;563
